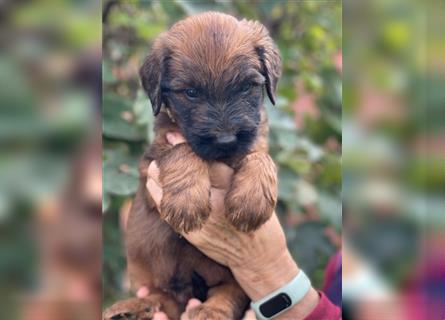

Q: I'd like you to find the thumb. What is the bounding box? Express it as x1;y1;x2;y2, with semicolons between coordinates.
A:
166;132;186;146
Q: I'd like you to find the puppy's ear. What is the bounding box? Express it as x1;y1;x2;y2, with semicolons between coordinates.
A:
242;20;282;105
139;43;166;116
255;44;281;105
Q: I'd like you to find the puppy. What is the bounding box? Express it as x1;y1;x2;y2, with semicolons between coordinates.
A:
115;12;280;320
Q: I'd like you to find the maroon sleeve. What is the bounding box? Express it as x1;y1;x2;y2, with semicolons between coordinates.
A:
304;292;342;320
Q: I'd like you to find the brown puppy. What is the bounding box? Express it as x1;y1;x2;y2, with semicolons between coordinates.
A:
121;12;280;320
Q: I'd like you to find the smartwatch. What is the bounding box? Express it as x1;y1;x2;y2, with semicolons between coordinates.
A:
251;270;312;320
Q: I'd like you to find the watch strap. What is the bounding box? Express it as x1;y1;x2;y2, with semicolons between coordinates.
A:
251;269;312;320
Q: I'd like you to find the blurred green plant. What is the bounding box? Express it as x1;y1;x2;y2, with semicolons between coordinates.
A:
103;0;342;306
0;1;101;317
342;0;445;294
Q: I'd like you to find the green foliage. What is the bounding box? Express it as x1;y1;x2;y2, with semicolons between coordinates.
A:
103;0;342;305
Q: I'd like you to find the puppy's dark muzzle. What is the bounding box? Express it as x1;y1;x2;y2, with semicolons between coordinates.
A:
215;133;237;147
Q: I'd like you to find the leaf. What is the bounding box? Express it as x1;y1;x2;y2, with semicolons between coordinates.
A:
323;109;342;134
298;137;325;161
135;21;165;41
286;221;335;287
103;146;139;196
132;90;154;142
275;129;299;151
103;143;131;163
276;152;312;175
267;102;296;131
257;0;286;15
103;94;147;141
103;60;117;84
318;154;342;188
277;168;299;202
102;192;111;213
295;179;318;206
318;192;342;228
174;0;230;15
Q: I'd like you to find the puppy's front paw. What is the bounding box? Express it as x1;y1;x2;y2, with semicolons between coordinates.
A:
187;305;232;320
102;297;161;320
226;153;277;232
160;193;210;233
158;144;211;233
103;293;181;320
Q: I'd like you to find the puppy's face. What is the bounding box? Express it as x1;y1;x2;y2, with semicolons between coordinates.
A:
140;12;281;160
160;53;266;160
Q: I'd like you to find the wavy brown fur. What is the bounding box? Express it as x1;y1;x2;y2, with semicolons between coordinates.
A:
119;12;281;320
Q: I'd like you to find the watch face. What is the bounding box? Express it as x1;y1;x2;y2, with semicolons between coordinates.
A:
259;293;292;318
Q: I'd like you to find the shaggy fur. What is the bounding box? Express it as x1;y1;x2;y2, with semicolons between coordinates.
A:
123;12;280;320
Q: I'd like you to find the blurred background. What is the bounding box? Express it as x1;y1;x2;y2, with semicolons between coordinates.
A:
342;0;445;319
0;1;101;319
102;0;342;309
0;0;443;319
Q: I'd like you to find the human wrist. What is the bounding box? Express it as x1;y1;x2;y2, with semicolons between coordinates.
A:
231;248;299;301
231;249;320;319
274;287;320;319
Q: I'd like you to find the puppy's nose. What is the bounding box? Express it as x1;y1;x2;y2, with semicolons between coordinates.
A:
216;134;237;146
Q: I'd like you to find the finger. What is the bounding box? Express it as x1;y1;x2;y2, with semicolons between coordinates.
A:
166;132;186;146
147;161;161;185
180;298;202;320
153;312;169;320
208;162;234;189
146;178;163;208
243;309;257;320
136;286;149;298
185;298;202;311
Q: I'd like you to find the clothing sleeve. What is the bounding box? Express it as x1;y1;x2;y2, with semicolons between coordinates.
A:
304;292;342;320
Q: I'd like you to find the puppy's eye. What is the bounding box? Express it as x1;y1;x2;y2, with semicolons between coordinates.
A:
240;83;252;93
185;88;199;98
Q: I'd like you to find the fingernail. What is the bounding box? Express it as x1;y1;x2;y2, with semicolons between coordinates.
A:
153;312;169;320
186;298;202;310
148;161;157;174
244;309;256;319
146;178;154;191
137;286;149;298
166;132;176;142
